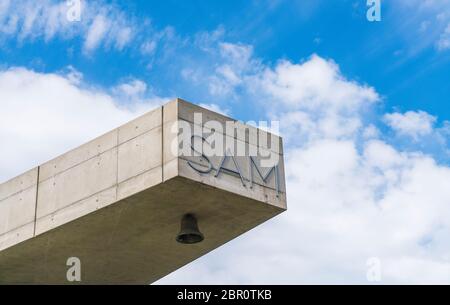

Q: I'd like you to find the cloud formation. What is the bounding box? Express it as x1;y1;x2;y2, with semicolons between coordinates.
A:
0;0;136;53
157;47;450;284
0;67;168;182
437;23;450;51
384;110;437;140
1;44;449;285
0;1;449;284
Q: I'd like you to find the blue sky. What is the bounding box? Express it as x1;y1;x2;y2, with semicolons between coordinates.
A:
1;0;450;123
1;0;450;284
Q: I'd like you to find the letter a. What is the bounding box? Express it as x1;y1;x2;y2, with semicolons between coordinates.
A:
67;0;81;22
66;257;81;282
367;0;381;22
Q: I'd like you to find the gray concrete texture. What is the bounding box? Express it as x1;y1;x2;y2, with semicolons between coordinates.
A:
0;98;286;284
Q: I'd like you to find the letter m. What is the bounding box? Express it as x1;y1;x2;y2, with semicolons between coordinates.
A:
249;156;280;196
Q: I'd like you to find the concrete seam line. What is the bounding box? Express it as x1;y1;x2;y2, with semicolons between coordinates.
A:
35;185;117;221
162;104;164;182
116;129;119;201
36;125;161;185
32;166;40;237
0;221;35;240
0;184;37;204
34;165;162;221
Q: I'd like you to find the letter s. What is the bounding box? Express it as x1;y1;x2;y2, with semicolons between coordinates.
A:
188;135;214;174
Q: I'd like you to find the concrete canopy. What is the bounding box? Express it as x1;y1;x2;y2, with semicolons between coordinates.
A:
0;99;286;284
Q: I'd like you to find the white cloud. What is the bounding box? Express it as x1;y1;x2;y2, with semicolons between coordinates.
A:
159;136;450;284
65;65;83;85
0;0;137;53
115;26;133;50
156;51;450;284
216;65;241;86
207;42;257;97
364;140;404;170
384;110;437;139
363;124;380;139
113;79;148;97
84;15;109;51
247;55;379;145
390;0;450;55
140;40;157;55
84;14;108;51
0;67;168;182
256;55;378;112
437;23;450;50
219;42;253;66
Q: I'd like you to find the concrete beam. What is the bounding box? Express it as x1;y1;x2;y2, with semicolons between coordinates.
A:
0;98;286;284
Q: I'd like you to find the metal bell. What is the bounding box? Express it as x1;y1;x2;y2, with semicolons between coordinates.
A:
176;214;204;244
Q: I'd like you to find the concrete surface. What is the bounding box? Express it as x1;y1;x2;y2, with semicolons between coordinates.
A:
0;98;286;284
